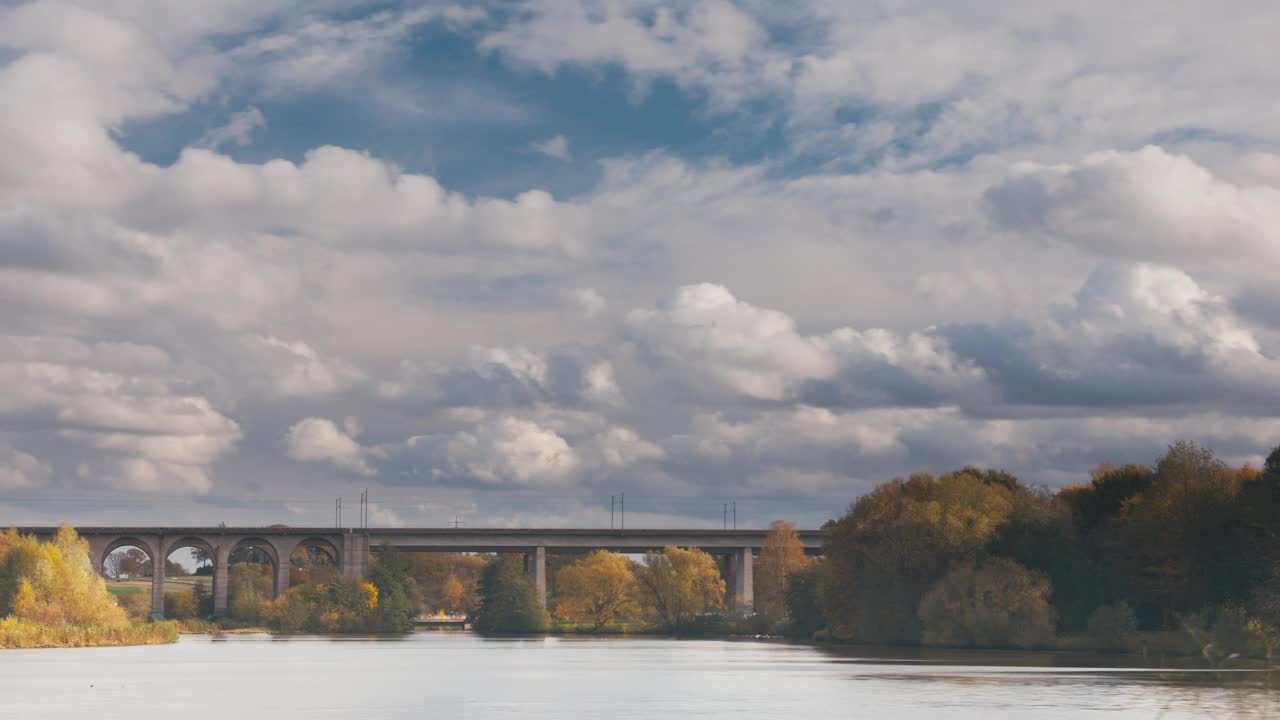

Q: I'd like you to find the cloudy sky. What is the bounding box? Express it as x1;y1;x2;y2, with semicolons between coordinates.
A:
2;0;1279;530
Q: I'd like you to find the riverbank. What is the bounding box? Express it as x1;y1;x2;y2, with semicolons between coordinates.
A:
0;617;179;649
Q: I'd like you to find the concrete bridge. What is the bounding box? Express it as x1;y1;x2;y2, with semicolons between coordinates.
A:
16;526;824;619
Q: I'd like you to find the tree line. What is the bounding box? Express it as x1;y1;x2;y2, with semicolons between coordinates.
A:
783;441;1280;655
6;438;1277;654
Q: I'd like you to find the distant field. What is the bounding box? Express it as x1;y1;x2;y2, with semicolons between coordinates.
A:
105;576;212;596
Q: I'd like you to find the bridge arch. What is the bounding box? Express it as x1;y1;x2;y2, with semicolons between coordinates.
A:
99;536;157;578
285;536;341;589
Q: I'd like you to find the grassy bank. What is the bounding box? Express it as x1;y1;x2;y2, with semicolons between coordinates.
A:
0;617;179;649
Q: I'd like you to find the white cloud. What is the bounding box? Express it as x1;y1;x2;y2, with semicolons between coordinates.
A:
626;283;982;403
533;134;570;160
285;417;374;475
0;337;241;493
566;287;606;318
196;106;266;150
246;336;364;398
0;445;52;490
482;0;773;107
89;457;216;496
986;146;1280;270
441;416;580;486
627;283;837;400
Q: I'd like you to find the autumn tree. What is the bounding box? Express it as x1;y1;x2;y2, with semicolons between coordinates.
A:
987;487;1094;631
1110;442;1247;627
405;553;486;614
0;526;129;628
753;520;811;621
818;471;1016;643
368;544;418;633
634;547;725;631
918;558;1056;648
440;575;470;615
553;550;641;630
1059;464;1154;533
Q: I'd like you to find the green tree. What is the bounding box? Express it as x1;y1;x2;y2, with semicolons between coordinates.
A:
784;562;825;639
918;558;1056;648
367;545;418;632
753;520;811;622
634;546;725;631
473;555;550;634
553;550;641;630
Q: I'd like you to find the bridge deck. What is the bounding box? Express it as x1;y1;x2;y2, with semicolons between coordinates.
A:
15;526;824;553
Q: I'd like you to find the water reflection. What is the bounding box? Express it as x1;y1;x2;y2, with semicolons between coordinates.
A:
0;633;1274;719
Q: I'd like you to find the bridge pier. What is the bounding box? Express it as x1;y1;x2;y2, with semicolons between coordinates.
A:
524;546;546;608
150;550;165;620
732;547;753;615
274;556;290;599
342;533;369;579
212;548;229;617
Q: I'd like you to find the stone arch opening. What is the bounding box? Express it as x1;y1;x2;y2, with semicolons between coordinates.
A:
226;537;280;623
161;537;216;619
100;537;156;580
99;538;158;620
289;537;341;588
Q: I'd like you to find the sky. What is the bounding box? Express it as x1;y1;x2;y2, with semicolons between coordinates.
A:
2;0;1280;531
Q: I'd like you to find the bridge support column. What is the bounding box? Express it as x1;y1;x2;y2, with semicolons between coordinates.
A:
525;546;546;608
274;557;290;599
150;549;166;620
212;548;229;617
732;547;753;615
342;533;369;578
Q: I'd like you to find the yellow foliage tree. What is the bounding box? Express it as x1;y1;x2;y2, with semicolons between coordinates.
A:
441;574;469;615
553;550;641;630
634;546;725;630
0;525;128;628
753;520;811;621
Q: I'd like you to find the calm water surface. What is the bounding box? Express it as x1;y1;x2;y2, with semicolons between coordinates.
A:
1;633;1276;718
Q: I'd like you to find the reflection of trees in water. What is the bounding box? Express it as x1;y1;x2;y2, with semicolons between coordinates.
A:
833;659;1278;719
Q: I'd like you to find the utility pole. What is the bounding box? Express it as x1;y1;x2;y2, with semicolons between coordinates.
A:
610;495;615;529
620;492;625;531
334;498;340;529
732;501;736;530
338;497;342;529
723;503;728;530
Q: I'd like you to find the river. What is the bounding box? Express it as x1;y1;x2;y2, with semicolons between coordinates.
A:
1;633;1276;718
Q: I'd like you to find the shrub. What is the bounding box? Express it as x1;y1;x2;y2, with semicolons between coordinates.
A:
1086;602;1138;651
672;613;732;636
918;558;1056;649
263;576;378;633
227;563;273;624
116;593;152;621
164;591;201;620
